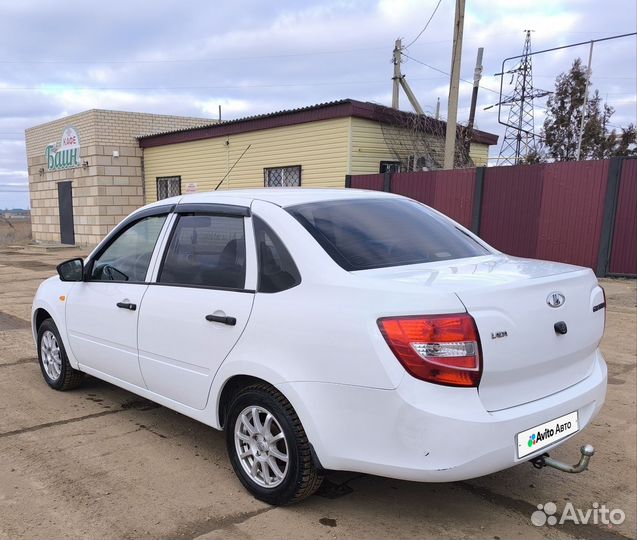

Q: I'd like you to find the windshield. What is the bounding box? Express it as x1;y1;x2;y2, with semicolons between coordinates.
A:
287;198;490;271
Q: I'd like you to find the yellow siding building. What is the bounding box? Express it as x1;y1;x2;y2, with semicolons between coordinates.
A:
139;100;498;204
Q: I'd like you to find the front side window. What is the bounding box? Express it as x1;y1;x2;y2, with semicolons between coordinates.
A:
287;198;490;271
90;215;167;281
157;176;181;200
264;166;301;187
159;214;246;289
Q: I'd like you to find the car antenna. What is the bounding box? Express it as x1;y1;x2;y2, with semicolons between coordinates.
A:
214;144;252;191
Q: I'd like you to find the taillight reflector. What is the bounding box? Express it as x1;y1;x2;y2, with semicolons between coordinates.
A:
600;285;607;331
378;313;482;387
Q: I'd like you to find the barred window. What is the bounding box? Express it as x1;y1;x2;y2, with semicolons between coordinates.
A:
379;161;401;173
264;166;301;187
157;176;181;200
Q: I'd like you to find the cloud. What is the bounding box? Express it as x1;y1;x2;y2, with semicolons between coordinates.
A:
0;0;634;208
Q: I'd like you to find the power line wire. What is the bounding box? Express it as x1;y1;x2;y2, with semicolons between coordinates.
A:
533;75;635;80
0;42;446;65
1;30;633;66
0;76;445;92
0;47;385;65
402;53;501;95
2;29;632;65
404;0;444;48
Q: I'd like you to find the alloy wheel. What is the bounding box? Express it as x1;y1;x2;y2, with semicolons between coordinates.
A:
234;405;289;488
40;330;62;381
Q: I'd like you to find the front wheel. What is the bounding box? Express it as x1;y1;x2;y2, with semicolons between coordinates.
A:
37;319;84;391
225;384;323;505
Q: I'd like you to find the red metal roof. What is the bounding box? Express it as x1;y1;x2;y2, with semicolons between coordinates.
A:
137;99;499;148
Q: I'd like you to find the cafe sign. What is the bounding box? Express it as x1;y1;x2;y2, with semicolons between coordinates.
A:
46;126;81;171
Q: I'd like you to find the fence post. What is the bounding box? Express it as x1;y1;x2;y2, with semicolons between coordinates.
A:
596;157;623;277
383;171;393;192
471;167;485;235
345;174;352;188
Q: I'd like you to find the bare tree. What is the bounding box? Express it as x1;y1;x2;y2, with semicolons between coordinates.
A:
0;215;15;231
378;106;474;170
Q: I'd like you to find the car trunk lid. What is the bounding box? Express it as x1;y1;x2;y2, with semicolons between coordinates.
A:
356;255;605;410
456;269;604;410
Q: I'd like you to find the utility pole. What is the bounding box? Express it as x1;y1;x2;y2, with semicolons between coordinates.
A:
391;39;425;114
400;76;426;115
467;47;484;131
392;39;401;109
575;41;594;161
443;0;465;169
435;97;440;119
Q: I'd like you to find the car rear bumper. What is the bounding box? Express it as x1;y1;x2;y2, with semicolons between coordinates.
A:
279;350;607;482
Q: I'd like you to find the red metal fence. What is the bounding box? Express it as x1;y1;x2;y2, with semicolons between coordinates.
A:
346;157;636;277
391;169;476;228
535;160;609;271
345;173;385;192
609;159;637;276
479;163;546;259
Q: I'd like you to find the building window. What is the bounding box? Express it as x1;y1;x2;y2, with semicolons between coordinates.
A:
264;166;301;187
379;161;401;173
157;176;181;200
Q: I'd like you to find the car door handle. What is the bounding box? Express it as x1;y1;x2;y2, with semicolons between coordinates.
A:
205;314;237;326
116;302;137;311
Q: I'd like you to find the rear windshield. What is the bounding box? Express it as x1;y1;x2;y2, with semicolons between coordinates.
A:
287;198;489;271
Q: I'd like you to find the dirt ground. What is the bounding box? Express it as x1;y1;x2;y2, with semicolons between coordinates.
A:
0;219;31;246
0;246;635;540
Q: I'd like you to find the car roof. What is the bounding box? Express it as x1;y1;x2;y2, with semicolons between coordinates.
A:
144;188;399;210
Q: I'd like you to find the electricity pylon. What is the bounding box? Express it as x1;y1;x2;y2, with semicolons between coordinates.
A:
496;30;550;165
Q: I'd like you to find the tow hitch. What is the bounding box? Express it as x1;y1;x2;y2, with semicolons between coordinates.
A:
531;444;595;474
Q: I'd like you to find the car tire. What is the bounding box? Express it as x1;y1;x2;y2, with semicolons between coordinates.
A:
225;383;323;505
37;319;84;391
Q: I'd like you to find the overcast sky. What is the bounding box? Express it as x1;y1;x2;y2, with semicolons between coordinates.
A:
1;0;635;209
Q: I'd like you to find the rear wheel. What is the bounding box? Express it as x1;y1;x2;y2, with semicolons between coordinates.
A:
37;319;84;391
225;384;323;505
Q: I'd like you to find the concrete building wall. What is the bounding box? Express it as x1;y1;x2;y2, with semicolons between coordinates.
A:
26;110;212;246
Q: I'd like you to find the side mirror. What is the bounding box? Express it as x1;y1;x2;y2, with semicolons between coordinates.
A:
56;258;84;282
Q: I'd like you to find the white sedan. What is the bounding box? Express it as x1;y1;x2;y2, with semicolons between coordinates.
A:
31;188;607;505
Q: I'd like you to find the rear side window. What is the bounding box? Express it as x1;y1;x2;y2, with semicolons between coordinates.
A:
287;198;489;271
159;214;246;289
253;215;301;292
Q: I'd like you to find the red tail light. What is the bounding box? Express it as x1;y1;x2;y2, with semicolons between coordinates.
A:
378;313;482;387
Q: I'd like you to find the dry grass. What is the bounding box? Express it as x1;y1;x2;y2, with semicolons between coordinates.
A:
0;219;32;246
